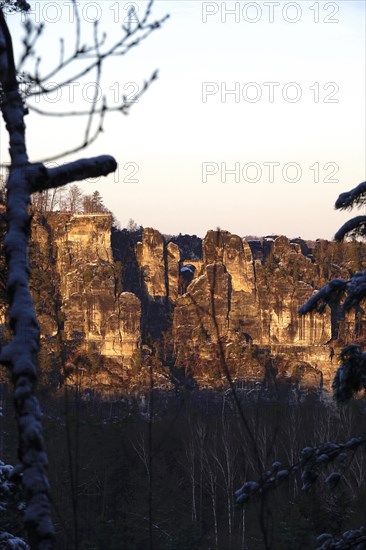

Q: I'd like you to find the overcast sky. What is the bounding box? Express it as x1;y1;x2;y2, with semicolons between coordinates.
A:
1;0;365;239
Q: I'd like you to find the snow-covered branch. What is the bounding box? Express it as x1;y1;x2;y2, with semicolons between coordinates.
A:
332;344;366;401
0;460;29;548
316;528;366;549
300;176;366;406
0;6;56;547
298;278;348;316
0;3;122;547
335;181;366;211
342;271;366;311
235;436;366;503
334;216;366;241
29;156;117;193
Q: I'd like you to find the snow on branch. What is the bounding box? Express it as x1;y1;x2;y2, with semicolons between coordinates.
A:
300;271;366;323
235;436;366;548
298;278;348;316
0;532;29;548
0;0;30;13
30;155;117;193
235;436;366;503
334;216;366;241
342;271;366;311
332;344;366;401
0;0;163;546
335;181;366;211
316;528;366;549
235;437;366;507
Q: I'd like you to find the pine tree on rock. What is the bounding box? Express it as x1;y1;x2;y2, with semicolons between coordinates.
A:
91;190;106;213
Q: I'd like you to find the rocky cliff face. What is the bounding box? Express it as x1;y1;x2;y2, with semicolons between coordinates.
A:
29;213;141;378
173;231;335;387
136;228;167;301
1;212;365;393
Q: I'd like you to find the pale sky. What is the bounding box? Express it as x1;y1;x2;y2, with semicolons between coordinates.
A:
1;0;365;239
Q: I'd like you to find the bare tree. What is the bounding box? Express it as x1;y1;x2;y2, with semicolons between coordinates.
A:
203;437;219;550
31;189;50;212
0;1;168;547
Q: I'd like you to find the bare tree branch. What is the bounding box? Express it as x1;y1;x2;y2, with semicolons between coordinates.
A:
10;1;169;161
27;70;159;119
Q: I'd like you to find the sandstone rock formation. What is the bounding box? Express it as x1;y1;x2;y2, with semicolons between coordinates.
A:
2;212;365;393
167;242;180;303
171;231;363;389
136;228;166;301
30;213;141;367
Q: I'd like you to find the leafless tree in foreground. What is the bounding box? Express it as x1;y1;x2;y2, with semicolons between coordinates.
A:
0;1;168;547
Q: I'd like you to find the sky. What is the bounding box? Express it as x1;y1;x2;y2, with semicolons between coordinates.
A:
0;0;365;239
